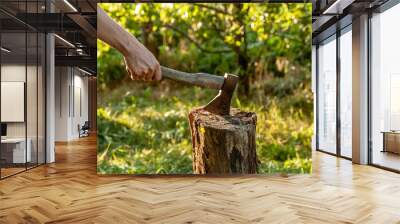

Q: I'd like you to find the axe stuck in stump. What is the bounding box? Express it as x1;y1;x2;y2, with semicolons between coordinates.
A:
161;66;258;174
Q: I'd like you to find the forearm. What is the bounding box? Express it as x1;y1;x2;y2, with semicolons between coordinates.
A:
97;6;139;55
97;6;161;81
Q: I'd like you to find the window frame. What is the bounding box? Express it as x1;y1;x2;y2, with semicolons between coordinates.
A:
315;24;353;160
367;1;400;173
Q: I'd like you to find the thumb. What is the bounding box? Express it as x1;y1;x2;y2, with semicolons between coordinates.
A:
154;64;162;81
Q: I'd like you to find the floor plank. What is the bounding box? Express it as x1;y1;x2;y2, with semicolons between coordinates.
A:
0;135;399;223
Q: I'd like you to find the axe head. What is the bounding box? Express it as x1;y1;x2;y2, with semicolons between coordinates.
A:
203;73;239;116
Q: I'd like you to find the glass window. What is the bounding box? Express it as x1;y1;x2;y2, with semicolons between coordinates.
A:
0;0;46;179
1;31;28;177
339;27;352;158
371;4;400;171
318;35;337;154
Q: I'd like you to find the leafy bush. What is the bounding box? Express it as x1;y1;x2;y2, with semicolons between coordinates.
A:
97;81;312;174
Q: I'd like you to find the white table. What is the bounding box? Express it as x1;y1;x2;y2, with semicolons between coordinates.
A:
1;138;31;163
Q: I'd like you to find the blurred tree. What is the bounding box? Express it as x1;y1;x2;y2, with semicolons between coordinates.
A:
98;3;311;95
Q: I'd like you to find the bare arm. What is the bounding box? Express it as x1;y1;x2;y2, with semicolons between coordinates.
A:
97;6;161;81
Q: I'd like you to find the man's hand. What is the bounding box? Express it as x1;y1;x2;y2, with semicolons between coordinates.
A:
97;6;162;82
123;40;161;81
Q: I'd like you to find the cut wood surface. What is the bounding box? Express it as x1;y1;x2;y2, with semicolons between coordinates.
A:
189;108;258;174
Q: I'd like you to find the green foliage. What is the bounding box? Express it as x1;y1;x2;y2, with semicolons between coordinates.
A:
97;46;126;88
97;3;313;174
97;83;215;174
98;3;312;88
97;80;312;174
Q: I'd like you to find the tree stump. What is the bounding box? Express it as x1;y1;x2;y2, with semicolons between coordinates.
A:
189;108;258;174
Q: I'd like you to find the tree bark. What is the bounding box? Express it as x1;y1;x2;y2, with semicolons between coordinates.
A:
189;108;258;174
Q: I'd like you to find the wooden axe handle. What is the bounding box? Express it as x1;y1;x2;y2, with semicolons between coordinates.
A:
161;66;224;90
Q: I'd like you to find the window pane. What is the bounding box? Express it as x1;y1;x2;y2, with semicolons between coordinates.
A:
371;4;400;171
340;28;352;158
27;31;38;169
318;36;337;154
1;31;27;177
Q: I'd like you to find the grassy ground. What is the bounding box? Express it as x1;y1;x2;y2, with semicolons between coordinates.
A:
97;77;312;174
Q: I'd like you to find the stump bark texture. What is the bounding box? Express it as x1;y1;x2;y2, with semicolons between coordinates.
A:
189;108;258;174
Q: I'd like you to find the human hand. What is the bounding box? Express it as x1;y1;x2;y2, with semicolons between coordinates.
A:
123;39;161;82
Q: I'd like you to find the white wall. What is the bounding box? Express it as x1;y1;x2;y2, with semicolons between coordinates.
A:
72;72;89;138
55;66;69;141
1;82;25;122
55;67;89;141
1;65;26;139
1;65;25;81
0;65;38;137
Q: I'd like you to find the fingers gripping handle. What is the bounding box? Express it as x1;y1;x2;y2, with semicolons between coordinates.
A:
161;66;224;90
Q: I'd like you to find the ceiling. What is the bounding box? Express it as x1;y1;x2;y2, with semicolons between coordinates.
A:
0;0;97;75
312;0;390;44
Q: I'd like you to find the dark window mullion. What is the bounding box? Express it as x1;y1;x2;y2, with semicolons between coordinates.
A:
336;28;341;157
367;11;373;165
316;45;319;151
25;0;28;171
44;0;47;164
0;19;2;179
36;0;39;167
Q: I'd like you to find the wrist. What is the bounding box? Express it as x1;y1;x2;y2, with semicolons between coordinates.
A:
120;33;139;56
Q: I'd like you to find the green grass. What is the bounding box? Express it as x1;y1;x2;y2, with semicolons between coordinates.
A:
97;78;312;174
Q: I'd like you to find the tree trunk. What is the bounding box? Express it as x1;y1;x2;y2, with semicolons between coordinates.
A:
237;52;250;96
188;108;258;174
239;74;250;97
142;22;160;59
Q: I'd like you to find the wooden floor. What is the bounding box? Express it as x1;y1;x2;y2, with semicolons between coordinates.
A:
1;136;400;223
0;167;26;178
1;163;44;178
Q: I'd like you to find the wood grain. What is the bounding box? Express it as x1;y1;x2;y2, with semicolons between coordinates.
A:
190;108;258;174
0;135;400;223
161;66;224;90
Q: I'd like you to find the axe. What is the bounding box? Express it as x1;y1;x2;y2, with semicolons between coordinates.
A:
161;66;238;116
